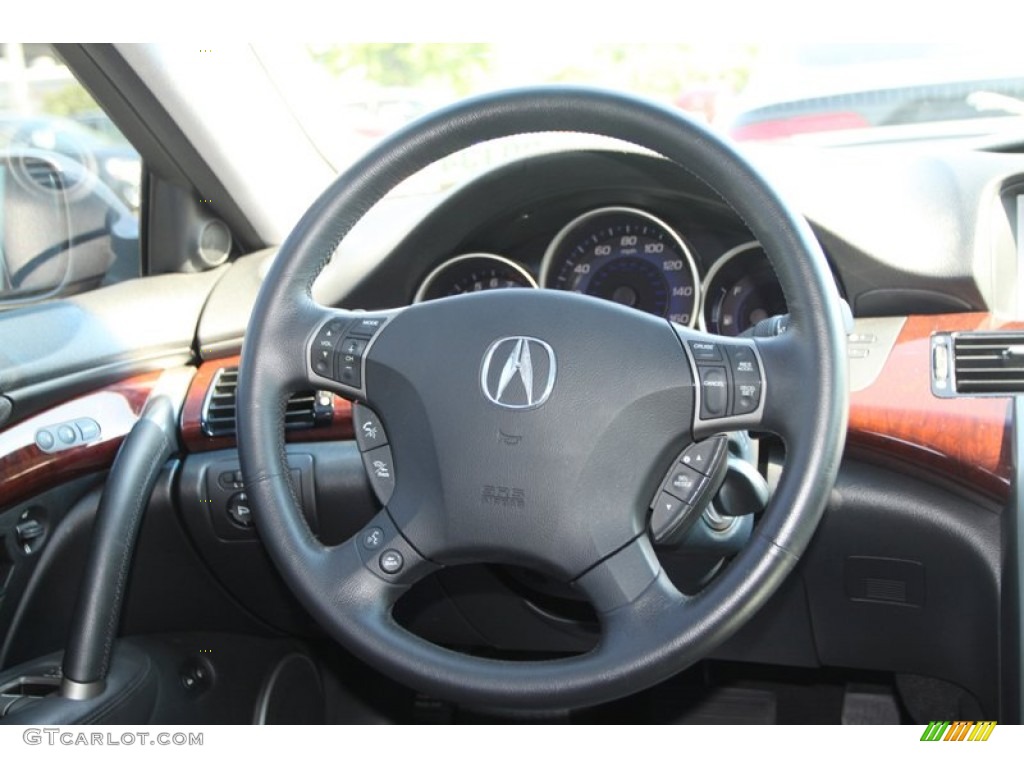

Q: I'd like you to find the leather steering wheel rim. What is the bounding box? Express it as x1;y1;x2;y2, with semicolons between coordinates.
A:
237;86;848;710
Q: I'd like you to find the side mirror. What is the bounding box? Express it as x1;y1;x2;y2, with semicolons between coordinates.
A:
0;150;137;306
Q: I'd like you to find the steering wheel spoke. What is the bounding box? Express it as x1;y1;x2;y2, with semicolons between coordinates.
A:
674;323;824;448
746;329;817;442
325;510;439;605
301;304;404;399
574;535;683;614
674;326;770;439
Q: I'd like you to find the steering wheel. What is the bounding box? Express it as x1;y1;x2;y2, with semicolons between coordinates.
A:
236;87;848;709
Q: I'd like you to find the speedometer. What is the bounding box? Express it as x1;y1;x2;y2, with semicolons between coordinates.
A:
540;207;700;326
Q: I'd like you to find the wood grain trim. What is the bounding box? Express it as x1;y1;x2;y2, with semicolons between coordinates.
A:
5;314;1016;508
848;313;1021;501
180;356;353;453
0;372;160;510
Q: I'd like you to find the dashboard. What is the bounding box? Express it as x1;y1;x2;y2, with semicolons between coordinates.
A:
330;147;1000;334
4;138;1024;721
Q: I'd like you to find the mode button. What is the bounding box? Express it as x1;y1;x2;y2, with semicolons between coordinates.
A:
348;316;388;338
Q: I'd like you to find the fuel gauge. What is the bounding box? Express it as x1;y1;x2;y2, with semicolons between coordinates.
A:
700;242;787;337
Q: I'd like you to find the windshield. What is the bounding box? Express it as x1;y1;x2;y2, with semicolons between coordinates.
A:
262;42;1024;181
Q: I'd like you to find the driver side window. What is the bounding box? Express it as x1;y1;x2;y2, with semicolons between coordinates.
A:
0;43;140;306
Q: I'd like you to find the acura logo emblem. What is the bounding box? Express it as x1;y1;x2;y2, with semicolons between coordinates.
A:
480;336;556;410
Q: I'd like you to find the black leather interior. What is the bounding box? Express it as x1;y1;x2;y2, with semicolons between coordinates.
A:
63;395;178;687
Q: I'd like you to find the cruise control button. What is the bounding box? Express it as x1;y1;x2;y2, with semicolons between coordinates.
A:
727;346;762;415
665;464;706;505
698;366;728;419
734;381;762;415
688;340;723;362
728;345;759;376
57;425;77;444
680;435;726;476
362;445;396;505
348;316;387;338
352;403;388;451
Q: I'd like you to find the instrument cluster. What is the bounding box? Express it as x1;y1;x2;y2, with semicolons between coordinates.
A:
413;205;791;338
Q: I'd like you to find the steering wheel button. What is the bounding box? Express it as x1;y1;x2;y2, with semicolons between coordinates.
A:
666;464;706;504
698;366;728;418
340;337;367;358
362;527;385;550
734;382;762;415
727;345;760;377
650;492;692;544
57;425;77;444
379;550;404;574
726;346;762;415
352;404;388;451
348;316;387;338
314;326;342;351
688;341;723;362
362;445;396;505
680;435;725;476
339;363;362;388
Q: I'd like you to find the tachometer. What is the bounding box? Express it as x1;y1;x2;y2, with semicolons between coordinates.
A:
540;207;700;326
414;253;537;302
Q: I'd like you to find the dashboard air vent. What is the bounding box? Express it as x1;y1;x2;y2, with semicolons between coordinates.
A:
201;366;332;437
21;157;66;190
931;331;1024;397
